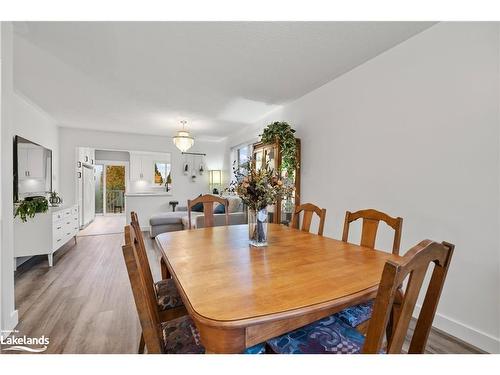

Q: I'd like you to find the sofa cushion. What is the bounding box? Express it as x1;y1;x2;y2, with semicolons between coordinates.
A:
182;212;203;229
149;212;186;226
226;196;243;213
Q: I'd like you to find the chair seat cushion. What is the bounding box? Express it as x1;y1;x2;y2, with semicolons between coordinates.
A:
266;315;366;354
154;279;184;311
244;343;266;354
162;315;205;354
335;300;374;327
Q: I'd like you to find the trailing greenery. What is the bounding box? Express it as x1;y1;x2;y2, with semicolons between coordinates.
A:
260;121;298;176
15;197;49;223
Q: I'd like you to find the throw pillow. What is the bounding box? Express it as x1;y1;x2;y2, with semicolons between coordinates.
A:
214;203;225;214
191;202;204;212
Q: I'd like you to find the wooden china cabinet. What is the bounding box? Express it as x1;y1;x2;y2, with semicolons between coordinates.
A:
252;138;301;227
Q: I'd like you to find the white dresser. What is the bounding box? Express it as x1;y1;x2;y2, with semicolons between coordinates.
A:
14;204;79;267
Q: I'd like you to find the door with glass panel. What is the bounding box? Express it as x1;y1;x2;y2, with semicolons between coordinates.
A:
95;163;126;215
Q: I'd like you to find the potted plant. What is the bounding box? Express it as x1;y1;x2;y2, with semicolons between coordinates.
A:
165;172;172;192
260;121;299;176
232;158;292;247
14;196;49;223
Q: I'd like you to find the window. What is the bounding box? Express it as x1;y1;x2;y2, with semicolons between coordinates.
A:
237;145;250;167
230;140;257;183
154;161;171;186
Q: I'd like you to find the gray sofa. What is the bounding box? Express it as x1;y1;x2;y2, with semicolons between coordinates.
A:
149;195;247;237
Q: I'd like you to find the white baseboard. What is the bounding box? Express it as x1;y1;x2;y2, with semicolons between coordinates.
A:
413;305;500;353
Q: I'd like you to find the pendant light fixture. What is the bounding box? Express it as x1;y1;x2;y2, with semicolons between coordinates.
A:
172;120;194;152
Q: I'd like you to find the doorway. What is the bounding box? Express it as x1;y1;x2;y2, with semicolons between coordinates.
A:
95;163;126;215
79;160;128;237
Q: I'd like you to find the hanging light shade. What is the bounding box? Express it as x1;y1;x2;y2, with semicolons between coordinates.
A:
172;120;194;152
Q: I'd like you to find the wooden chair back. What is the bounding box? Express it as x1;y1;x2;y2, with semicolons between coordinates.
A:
342;209;403;255
187;194;229;229
362;240;454;354
130;212;157;307
290;203;327;235
122;225;164;353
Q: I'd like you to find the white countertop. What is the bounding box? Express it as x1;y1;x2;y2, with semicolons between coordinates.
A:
124;192;173;197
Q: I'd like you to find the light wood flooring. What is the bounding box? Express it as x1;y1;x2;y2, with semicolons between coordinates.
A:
78;215;126;237
5;232;485;354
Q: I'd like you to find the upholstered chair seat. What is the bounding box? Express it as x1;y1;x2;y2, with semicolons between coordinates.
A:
266;315;366;354
335;300;374;328
162;315;206;354
155;279;184;311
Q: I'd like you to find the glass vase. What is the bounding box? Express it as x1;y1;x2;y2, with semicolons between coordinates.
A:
248;208;268;247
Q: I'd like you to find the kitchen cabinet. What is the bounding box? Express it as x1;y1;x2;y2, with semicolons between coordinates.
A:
78;147;95;165
130;152;154;182
18;143;45;180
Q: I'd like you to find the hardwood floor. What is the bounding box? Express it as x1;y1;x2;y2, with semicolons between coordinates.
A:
78;215;126;237
5;232;484;354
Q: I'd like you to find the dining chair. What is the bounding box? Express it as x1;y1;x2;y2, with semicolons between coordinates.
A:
123;225;204;354
342;208;403;255
187;194;229;229
290;203;327;235
131;211;170;279
130;212;186;353
339;209;404;332
266;239;454;354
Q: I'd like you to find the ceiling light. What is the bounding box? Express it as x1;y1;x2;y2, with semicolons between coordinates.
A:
172;120;194;152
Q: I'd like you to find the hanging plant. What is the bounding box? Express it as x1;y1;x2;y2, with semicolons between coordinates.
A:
260;121;298;176
14;196;49;223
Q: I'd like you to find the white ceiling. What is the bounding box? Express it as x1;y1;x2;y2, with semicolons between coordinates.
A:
13;22;435;139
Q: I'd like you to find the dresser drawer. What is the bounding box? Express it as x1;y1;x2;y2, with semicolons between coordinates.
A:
53;211;65;222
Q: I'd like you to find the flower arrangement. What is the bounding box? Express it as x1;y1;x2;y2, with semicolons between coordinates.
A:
232;158;291;211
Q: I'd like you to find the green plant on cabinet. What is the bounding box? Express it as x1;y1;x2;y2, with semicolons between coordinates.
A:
260;121;299;176
15;197;49;223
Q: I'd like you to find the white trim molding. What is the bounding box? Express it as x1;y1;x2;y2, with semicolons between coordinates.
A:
413;305;500;354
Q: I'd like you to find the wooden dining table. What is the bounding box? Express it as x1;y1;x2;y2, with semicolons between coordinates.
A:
155;223;402;353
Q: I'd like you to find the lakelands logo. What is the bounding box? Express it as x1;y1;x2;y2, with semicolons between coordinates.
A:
1;330;49;353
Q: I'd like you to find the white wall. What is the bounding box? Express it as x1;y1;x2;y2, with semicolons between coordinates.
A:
0;21;4;332
13;93;60;193
1;22;17;332
226;22;500;353
59;127;228;209
1;22;61;331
